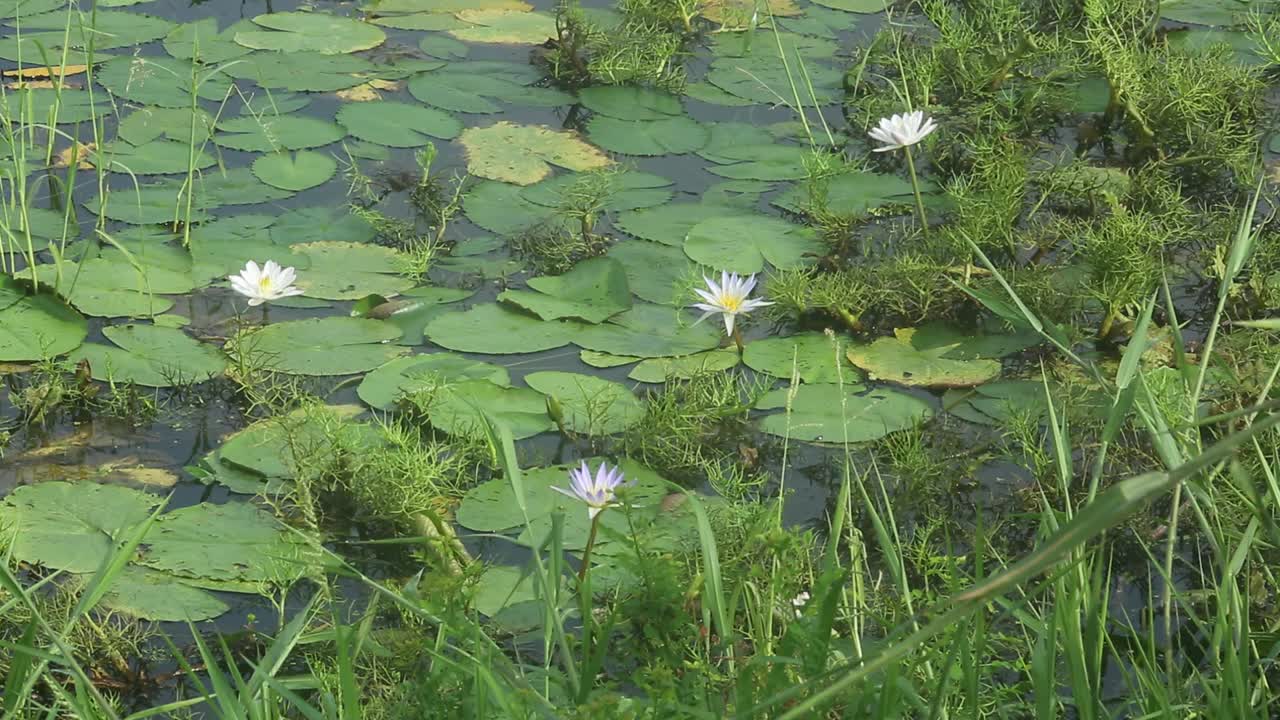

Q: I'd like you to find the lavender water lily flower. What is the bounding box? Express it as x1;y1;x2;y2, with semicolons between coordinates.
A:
553;461;630;520
228;260;304;306
691;271;774;338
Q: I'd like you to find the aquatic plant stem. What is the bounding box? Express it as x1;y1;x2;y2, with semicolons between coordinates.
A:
578;513;601;584
732;326;745;353
903;145;929;238
262;304;269;325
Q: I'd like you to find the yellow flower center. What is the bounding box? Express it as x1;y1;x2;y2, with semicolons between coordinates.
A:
720;294;742;312
259;276;274;292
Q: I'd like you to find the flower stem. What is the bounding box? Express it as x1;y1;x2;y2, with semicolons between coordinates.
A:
261;304;269;325
731;326;745;354
904;145;929;238
578;513;602;584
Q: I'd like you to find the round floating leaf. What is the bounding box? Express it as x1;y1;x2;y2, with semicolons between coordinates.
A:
419;34;469;58
807;0;893;12
463;180;556;235
69;323;226;387
628;348;739;383
164;18;256;63
756;383;933;443
703;143;809;180
137;502;319;583
227;317;406;376
684;215;821;274
0;284;87;361
358;352;510;410
427;379;553;439
742;333;861;384
520;171;673;212
272;206;377;245
847;328;1002;388
215;114;346;152
614;202;737;246
1160;0;1260;25
908;322;1040;360
578;85;683;120
408;66;570;113
498;257;632;323
586;116;709;156
772;170;923;216
460;122;611;185
448;9;556;44
943;380;1049;427
223;52;375;92
3;88;111;124
24;257;191;317
574;303;720;358
702;0;801;25
218;405;371;479
290;241;415;300
253;150;337;191
96;139;217;175
102;567;230;622
97;56;232;107
2;482;163;573
706;56;840;104
369;0;532;11
683;81;757;106
337;101;461;147
235;11;385;53
606;240;694;305
424;303;580;354
525;371;643;434
18;10;175;49
117;107;213;145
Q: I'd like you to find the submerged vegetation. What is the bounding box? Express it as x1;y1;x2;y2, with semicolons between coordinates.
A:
3;0;1280;717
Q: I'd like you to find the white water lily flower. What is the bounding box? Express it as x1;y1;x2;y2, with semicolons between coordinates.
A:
868;110;938;152
691;271;774;337
792;591;811;617
553;461;630;520
228;260;304;307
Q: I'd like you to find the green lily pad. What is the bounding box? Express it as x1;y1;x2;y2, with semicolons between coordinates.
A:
96;139;217;176
137;502;319;583
97;55;232;107
336;101;462;147
117;107;214;146
756;383;933;443
628;348;740;383
235;11;385;53
272;206;377;245
847;329;1003;388
1160;0;1260;25
2;88;112;124
519;171;673;212
102;567;230;622
498;257;632;323
424;379;554;440
586;116;709;156
252;150;337;191
226;317;406;376
218;405;373;479
284;241;414;301
424;303;581;354
164;18;256;63
358;352;510;410
525;371;643;434
24;257;192;317
703;143;810;181
215;114;345;152
807;0;892;12
742;333;861;384
907;322;1040;360
223;51;375;92
69;323;226;387
463;180;557;235
448;9;556;44
684;215;822;274
772;170;924;216
460;122;611;185
574;303;721;358
17;10;175;49
606;240;696;306
579;85;683;120
706;53;840;105
1;482;163;574
0;282;87;361
942;380;1049;426
614;202;738;246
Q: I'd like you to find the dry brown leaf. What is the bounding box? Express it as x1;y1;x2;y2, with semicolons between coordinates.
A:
701;0;801;26
459;121;611;185
334;78;402;102
3;64;89;80
53;142;96;170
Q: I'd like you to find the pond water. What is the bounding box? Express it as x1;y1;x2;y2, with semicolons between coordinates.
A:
0;0;1273;714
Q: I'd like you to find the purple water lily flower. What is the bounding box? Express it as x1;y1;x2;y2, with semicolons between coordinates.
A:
553;461;630;520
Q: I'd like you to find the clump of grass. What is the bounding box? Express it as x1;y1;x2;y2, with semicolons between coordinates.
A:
6;358;158;428
546;0;690;90
511;168;622;274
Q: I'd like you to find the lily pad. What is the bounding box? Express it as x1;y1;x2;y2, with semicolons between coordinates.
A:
1160;0;1260;25
460;122;611;185
578;85;683;120
614;202;738;246
772;170;924;216
289;241;414;301
235;11;385;53
358;353;510;410
97;55;233;107
1;481;162;574
164;18;256;63
587;116;709;156
742;333;861;384
336;101;462;147
574;303;721;358
423;303;580;354
137;502;318;583
498;257;632;323
69;323;226;387
756;383;933;443
628;348;740;383
223;52;374;92
24;257;192;317
463;180;557;235
606;240;695;306
215;114;346;153
846;328;1003;388
684;215;822;274
226;317;406;376
103;567;230;622
525;371;643;434
218;405;372;480
448;9;556;44
423;379;554;440
0;283;87;361
252;151;337;191
807;0;893;12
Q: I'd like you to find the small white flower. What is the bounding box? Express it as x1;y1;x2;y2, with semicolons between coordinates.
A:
792;591;811;617
691;271;774;337
868;110;938;152
228;260;304;307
